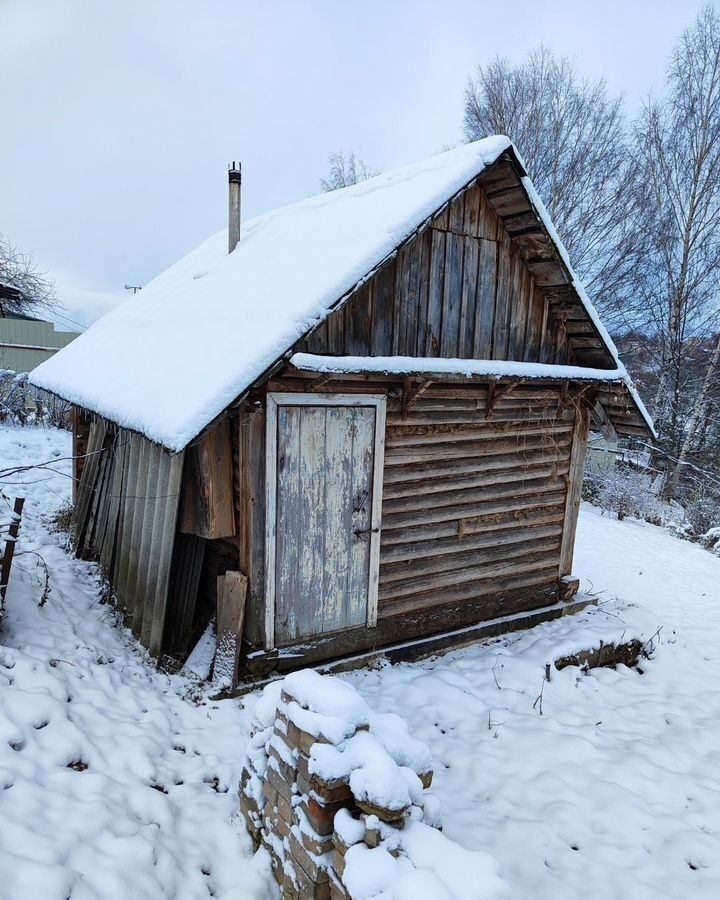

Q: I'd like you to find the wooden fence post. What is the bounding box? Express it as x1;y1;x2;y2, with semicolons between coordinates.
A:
0;497;25;610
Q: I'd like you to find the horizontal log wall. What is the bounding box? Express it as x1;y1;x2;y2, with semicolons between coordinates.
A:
379;381;571;619
299;184;572;367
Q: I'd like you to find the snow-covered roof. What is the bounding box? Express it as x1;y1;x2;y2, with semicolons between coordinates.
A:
30;135;650;450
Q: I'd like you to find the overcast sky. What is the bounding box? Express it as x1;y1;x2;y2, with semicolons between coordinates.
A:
0;0;714;328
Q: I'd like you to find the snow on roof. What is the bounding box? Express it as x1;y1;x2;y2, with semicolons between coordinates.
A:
290;353;630;383
30;135;650;449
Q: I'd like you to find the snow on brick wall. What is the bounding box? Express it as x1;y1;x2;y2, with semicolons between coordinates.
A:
238;670;509;900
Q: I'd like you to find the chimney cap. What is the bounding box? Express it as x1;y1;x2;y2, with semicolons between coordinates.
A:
228;161;242;183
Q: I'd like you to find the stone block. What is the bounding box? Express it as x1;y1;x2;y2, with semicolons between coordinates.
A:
364;825;381;848
332;848;346;879
289;830;330;884
268;741;298;784
560;574;580;601
293;864;331;900
267;762;294;803
263;780;278;808
418;770;433;789
329;874;350;900
300;828;335;857
297;752;353;804
267;805;292;839
357;798;408;823
276;789;293;824
298;796;346;836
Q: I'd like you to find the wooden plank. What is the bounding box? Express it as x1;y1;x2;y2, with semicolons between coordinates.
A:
414;230;432;357
381;487;568;531
380;510;566;562
463;186;482;237
381;496;567;545
380;526;563;582
346;283;372;355
382;463;568;506
382;446;569;486
324;406;355;633
448;193;465;233
370;260;395;355
73;418;106;552
508;257;531;360
115;432;140;612
425;230;446;355
148;450;184;657
346;407;376;629
478;187;501;241
378;537;561;599
213;570;248;690
132;441;159;639
240;406;266;647
440;231;464;356
100;432;126;575
559;404;590;576
459;236;479;357
392;246;410;355
139;446;169;648
492;232;512;359
380;563;560;617
473;239;498;358
382;476;566;517
432;205;449;230
272;403;300;644
180;419;236;540
126;436;150;626
295;405;326;640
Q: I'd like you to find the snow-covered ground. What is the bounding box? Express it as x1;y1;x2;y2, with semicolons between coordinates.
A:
2;424;720;899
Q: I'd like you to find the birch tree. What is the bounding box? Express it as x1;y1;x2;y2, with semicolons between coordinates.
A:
463;47;648;325
320;150;378;192
634;5;720;493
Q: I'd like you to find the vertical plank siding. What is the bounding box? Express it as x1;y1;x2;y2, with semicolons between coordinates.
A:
71;417;185;657
297;180;571;367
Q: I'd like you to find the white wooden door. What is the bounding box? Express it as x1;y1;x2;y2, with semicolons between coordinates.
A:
265;393;385;648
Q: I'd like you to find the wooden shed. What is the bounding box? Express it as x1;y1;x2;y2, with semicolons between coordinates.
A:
30;136;654;682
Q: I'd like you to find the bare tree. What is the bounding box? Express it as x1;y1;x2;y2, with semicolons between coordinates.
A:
633;6;720;493
463;47;648;325
320;150;378;192
0;235;56;318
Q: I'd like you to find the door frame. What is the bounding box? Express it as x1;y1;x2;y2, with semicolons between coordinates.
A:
264;392;387;650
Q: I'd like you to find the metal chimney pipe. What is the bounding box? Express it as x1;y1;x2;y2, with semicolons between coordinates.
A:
228;161;242;253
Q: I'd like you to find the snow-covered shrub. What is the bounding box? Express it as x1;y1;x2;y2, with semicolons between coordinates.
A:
699;527;720;555
0;369;71;429
682;491;719;538
0;370;31;424
588;467;664;523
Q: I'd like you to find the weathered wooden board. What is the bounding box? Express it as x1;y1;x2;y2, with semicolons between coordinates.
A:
273;401;375;644
179;418;235;540
213;570;248;689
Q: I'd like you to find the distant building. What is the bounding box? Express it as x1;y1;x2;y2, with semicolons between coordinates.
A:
0;313;79;374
